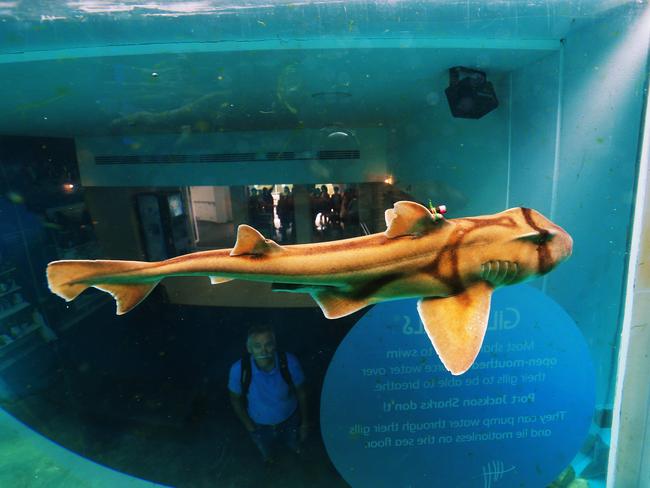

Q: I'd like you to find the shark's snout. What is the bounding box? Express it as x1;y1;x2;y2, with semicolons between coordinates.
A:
557;228;573;261
531;211;573;269
504;208;574;280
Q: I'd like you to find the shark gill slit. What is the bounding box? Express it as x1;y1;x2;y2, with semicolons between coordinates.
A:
520;208;552;274
445;216;517;281
438;218;516;293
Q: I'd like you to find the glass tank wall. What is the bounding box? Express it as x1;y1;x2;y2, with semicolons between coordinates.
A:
0;1;648;487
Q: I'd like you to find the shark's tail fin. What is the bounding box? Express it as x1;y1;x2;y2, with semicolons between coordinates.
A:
46;260;160;315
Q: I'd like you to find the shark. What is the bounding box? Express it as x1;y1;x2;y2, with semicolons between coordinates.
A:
46;201;572;375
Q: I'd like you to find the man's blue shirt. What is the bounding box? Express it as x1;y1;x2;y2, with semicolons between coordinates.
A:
228;352;305;425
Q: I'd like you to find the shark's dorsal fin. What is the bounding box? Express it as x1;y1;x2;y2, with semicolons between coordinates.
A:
230;225;285;256
417;282;493;375
384;201;446;238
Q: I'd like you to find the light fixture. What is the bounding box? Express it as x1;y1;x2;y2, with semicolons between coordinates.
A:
318;123;360;152
445;67;499;119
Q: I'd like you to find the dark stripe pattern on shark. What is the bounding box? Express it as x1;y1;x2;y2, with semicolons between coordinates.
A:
521;207;554;274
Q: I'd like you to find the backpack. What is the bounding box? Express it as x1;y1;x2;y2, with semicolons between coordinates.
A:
240;351;295;406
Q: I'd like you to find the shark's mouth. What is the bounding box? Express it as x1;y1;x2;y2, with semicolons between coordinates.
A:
480;260;519;287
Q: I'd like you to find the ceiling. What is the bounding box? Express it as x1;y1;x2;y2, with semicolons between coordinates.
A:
0;44;558;138
0;0;637;138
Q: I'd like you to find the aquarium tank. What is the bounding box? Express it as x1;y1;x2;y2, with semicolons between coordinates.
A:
0;1;648;487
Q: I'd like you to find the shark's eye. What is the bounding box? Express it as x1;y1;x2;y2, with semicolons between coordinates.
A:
518;231;554;245
532;232;553;244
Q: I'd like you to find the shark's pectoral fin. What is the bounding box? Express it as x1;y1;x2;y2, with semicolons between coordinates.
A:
311;289;371;319
230;225;285;256
417;282;493;375
384;201;447;238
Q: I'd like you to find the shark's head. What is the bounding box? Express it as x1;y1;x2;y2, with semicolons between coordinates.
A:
471;207;573;287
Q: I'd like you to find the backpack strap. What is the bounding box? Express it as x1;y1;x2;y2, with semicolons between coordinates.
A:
240;353;252;403
278;351;296;392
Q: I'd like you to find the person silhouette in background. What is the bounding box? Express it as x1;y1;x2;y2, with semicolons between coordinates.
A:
329;186;342;226
277;186;294;241
228;325;309;465
309;187;320;231
259;187;274;234
318;185;331;227
248;188;262;227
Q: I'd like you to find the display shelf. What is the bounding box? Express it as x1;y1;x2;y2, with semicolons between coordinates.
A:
0;263;56;373
0;286;21;299
0;343;40;373
0;323;42;357
0;302;30;321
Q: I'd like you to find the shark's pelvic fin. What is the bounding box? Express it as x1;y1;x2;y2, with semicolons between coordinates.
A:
230;225;285;256
209;276;234;285
417;281;493;375
384;201;447;238
95;283;158;315
311;288;371;319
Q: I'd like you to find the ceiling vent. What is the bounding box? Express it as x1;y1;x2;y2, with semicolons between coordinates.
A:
94;150;360;165
317;150;360;160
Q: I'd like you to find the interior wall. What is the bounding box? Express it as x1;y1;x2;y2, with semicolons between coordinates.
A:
215;187;232;223
84;187;148;260
189;186;233;224
548;7;649;409
76;128;388;187
388;74;511;218
508;52;560;216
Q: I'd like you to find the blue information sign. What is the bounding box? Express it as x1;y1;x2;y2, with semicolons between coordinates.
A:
321;285;595;488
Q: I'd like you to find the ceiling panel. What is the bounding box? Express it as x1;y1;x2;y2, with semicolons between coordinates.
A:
0;44;556;137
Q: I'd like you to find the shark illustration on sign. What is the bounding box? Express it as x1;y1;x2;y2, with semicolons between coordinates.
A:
46;201;572;375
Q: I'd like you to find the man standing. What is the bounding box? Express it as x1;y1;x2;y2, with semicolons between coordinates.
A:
228;325;309;464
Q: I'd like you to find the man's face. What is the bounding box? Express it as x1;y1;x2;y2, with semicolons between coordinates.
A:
247;332;276;360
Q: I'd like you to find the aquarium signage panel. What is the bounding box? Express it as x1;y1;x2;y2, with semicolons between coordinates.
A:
321;285;595;488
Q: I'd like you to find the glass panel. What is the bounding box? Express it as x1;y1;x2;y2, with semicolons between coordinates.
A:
0;2;648;487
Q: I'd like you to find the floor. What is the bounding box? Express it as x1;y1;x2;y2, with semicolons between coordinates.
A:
0;382;347;488
0;398;609;488
0;407;169;488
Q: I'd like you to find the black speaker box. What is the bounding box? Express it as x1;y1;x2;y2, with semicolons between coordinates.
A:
445;67;499;119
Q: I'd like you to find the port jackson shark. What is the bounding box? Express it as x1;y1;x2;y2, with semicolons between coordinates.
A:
47;201;573;375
